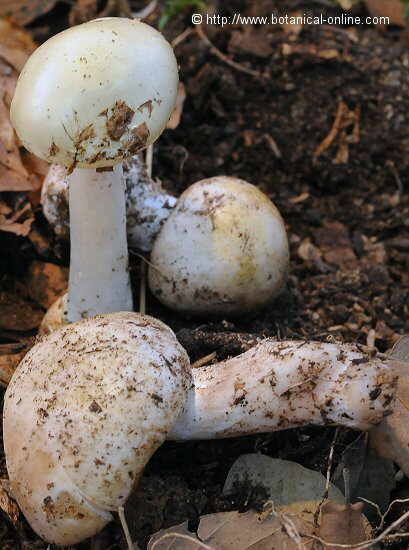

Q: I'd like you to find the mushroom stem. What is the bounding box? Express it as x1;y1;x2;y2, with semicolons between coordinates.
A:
168;340;397;440
67;165;133;321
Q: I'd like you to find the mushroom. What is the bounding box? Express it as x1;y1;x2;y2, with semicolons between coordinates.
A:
169;340;397;440
4;317;398;544
148;176;290;317
3;312;191;545
41;155;177;251
11;17;178;322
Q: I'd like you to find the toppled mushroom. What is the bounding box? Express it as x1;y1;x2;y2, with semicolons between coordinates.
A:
148;176;290;317
3;312;191;545
11;18;178;321
41;156;176;251
4;319;398;545
169;340;397;439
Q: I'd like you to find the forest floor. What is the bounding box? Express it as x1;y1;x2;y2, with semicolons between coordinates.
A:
0;0;409;548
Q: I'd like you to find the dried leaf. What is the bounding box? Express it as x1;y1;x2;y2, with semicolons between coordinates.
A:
0;19;36;61
389;335;409;362
28;228;52;256
370;339;409;476
0;0;57;26
365;0;406;27
333;435;395;521
167;82;186;130
319;501;368;548
0;19;46;193
297;238;330;273
24;260;68;309
68;0;98;25
148;509;313;550
0;479;19;523
0;291;44;331
0;351;26;386
315;221;358;269
223;454;344;519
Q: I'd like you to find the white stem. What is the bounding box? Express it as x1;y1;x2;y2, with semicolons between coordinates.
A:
168;340;397;440
67;165;133;321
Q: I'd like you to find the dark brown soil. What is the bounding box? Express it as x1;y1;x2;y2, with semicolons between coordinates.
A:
1;0;409;548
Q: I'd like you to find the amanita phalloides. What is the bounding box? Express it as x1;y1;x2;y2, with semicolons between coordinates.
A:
4;313;397;545
4;312;191;545
11;17;178;321
148;176;290;316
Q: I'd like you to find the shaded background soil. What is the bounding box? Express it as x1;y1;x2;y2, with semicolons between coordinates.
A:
0;0;409;547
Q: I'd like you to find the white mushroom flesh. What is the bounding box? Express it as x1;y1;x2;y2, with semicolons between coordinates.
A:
3;312;191;545
148;176;290;316
169;340;397;440
67;164;133;320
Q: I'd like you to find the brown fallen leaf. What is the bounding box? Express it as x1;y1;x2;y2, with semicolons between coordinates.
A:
370;342;409;476
0;19;47;195
0;0;57;26
24;260;68;309
365;0;406;28
0;19;36;67
0;291;44;331
315;221;358;269
0;340;32;386
148;509;313;550
297;237;330;273
0;351;26;386
69;0;133;26
0;479;19;523
318;501;369;548
69;0;99;26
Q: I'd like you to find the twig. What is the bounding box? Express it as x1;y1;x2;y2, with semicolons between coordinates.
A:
358;497;382;524
191;351;217;369
263;134;282;158
314;102;345;159
315;427;339;527
379;497;409;531
343;467;350;505
195;25;263;79
118;506;136;550
172;27;194;48
133;0;157;20
129;250;169;280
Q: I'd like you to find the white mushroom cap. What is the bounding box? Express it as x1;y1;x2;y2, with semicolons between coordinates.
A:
3;312;191;545
11;18;178;169
148;176;290;316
